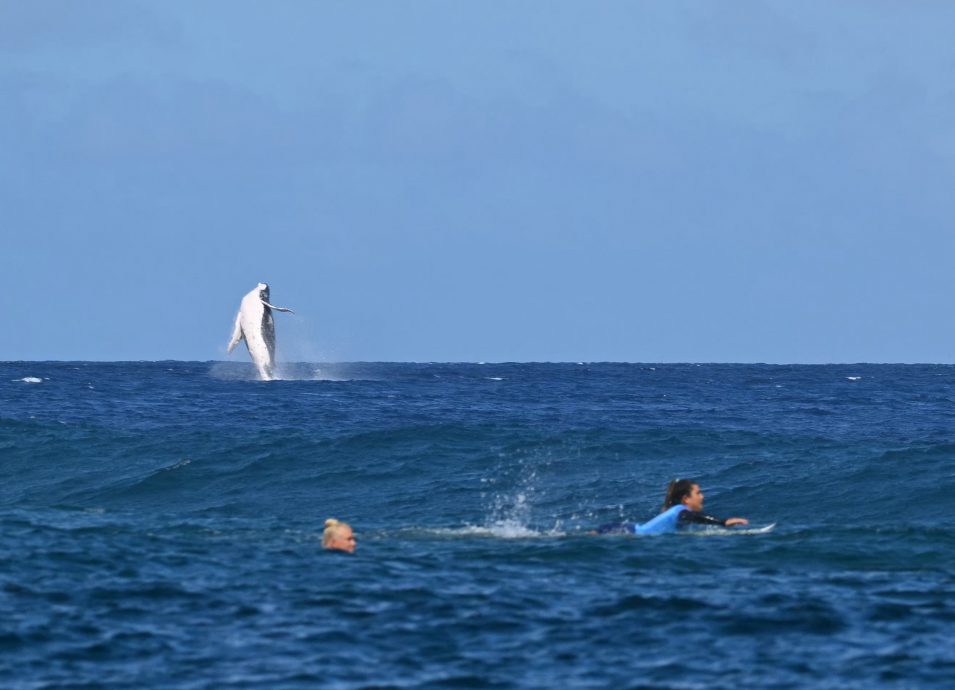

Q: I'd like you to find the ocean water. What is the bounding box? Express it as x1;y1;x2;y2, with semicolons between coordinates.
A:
2;361;954;689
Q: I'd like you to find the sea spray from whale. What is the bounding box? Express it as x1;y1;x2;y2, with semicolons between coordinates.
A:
226;283;294;381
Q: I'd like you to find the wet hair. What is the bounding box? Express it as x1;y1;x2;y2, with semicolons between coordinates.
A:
662;479;698;511
322;518;350;547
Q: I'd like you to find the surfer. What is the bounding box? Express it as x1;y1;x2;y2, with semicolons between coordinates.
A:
594;479;749;535
322;518;357;553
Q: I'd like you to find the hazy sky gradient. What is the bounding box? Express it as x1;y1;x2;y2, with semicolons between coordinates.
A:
4;1;955;362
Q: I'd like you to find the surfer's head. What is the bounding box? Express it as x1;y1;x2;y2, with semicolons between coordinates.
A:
663;479;703;512
323;518;356;553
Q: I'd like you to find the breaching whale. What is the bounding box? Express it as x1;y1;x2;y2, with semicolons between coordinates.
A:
227;283;294;380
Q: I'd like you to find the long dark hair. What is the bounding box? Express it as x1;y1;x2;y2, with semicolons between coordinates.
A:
662;479;697;511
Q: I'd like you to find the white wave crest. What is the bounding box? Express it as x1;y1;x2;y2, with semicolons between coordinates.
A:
407;523;566;539
684;523;776;536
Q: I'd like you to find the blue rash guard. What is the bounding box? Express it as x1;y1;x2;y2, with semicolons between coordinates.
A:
595;505;730;535
633;505;688;535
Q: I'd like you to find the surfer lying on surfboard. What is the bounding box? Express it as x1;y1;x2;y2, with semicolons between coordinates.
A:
593;478;749;535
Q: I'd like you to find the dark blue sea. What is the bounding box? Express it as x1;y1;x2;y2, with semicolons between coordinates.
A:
2;362;954;689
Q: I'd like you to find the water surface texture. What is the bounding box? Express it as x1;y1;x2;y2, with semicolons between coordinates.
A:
2;362;954;689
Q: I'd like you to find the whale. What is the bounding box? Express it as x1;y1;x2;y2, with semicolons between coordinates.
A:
227;283;294;380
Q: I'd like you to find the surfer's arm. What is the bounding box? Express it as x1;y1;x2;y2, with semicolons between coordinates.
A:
227;313;243;353
679;511;748;527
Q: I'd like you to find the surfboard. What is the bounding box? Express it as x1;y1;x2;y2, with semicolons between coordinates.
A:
737;522;776;535
685;522;776;537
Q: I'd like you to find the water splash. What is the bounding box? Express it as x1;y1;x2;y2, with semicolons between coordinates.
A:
208;361;369;382
391;524;565;540
273;362;369;382
480;446;559;536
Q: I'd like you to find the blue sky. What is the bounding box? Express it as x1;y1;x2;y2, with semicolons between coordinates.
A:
3;1;955;363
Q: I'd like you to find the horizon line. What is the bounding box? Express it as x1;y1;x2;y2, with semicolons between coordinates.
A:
3;359;954;367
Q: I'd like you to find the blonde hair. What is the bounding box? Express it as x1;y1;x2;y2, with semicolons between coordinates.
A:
322;518;350;547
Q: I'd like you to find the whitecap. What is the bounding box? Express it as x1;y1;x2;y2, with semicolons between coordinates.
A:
846;376;862;381
18;377;42;384
685;523;776;537
413;523;564;539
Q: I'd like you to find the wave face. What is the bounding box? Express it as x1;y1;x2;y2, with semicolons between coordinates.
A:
2;362;954;689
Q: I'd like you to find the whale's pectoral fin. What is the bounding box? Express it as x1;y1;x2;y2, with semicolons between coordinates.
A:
227;313;244;353
261;300;294;314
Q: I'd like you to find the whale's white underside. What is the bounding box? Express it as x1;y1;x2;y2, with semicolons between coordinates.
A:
227;283;293;381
